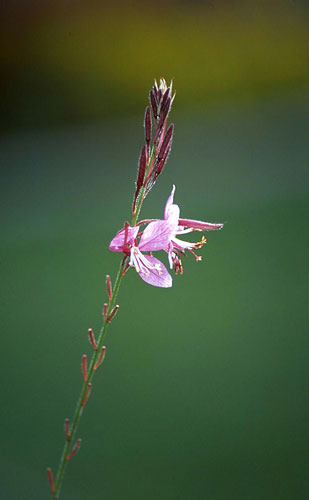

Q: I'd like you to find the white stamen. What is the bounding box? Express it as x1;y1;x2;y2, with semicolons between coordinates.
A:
172;236;197;250
129;247;162;275
176;228;194;235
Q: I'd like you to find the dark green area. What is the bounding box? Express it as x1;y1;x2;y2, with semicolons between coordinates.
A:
1;90;308;499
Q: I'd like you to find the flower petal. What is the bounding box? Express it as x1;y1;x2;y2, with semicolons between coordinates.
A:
178;219;224;231
164;185;180;224
109;225;139;252
137;256;172;288
139;220;176;252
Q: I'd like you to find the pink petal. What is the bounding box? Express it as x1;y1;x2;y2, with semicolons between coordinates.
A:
138;256;172;288
178;219;224;231
164;185;175;217
139;220;176;252
164;185;180;224
109;225;139;252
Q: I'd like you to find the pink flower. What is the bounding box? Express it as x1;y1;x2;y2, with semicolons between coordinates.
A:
109;185;223;284
109;220;176;288
163;186;224;273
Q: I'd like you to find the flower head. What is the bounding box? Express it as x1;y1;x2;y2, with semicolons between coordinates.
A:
109;220;176;287
163;186;224;274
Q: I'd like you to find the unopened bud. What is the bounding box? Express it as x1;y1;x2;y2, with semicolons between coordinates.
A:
107;304;119;323
103;303;108;321
156;142;172;177
81;383;92;407
47;468;55;494
150;90;158;119
64;418;70;441
94;346;106;370
144;106;151;144
66;438;82;460
160;96;171;124
136;145;147;188
81;354;87;382
160;87;170;111
106;275;112;301
158;123;174;162
88;328;97;350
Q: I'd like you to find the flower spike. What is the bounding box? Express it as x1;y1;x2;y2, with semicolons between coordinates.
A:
131;78;176;217
48;78;224;498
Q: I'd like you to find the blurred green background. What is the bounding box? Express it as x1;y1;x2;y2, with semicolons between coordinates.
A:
1;1;309;499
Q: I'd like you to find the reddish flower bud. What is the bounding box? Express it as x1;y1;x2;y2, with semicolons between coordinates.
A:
144;106;151;144
106;275;112;301
156;142;171;177
150;90;158;119
103;303;108;321
94;346;106;371
160;96;171;124
47;468;55;494
81;383;92;407
137;145;147;188
107;304;119;323
153;109;169;145
88;328;97;350
153;124;162;145
160;87;170;111
158;123;174;162
66;438;82;460
133;145;148;215
65;418;70;441
81;354;87;382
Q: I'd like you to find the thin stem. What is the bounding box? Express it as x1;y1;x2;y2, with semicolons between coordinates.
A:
132;145;156;226
52;259;125;499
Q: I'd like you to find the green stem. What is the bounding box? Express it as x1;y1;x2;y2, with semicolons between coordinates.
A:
52;138;155;498
52;259;125;499
132;145;156;226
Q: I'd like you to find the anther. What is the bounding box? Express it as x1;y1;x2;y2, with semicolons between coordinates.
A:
81;383;92;407
65;418;70;441
47;467;55;494
81;354;87;382
94;346;106;371
66;438;81;461
88;328;97;351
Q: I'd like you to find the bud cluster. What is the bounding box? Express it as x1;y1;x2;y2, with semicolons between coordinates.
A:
132;78;176;216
